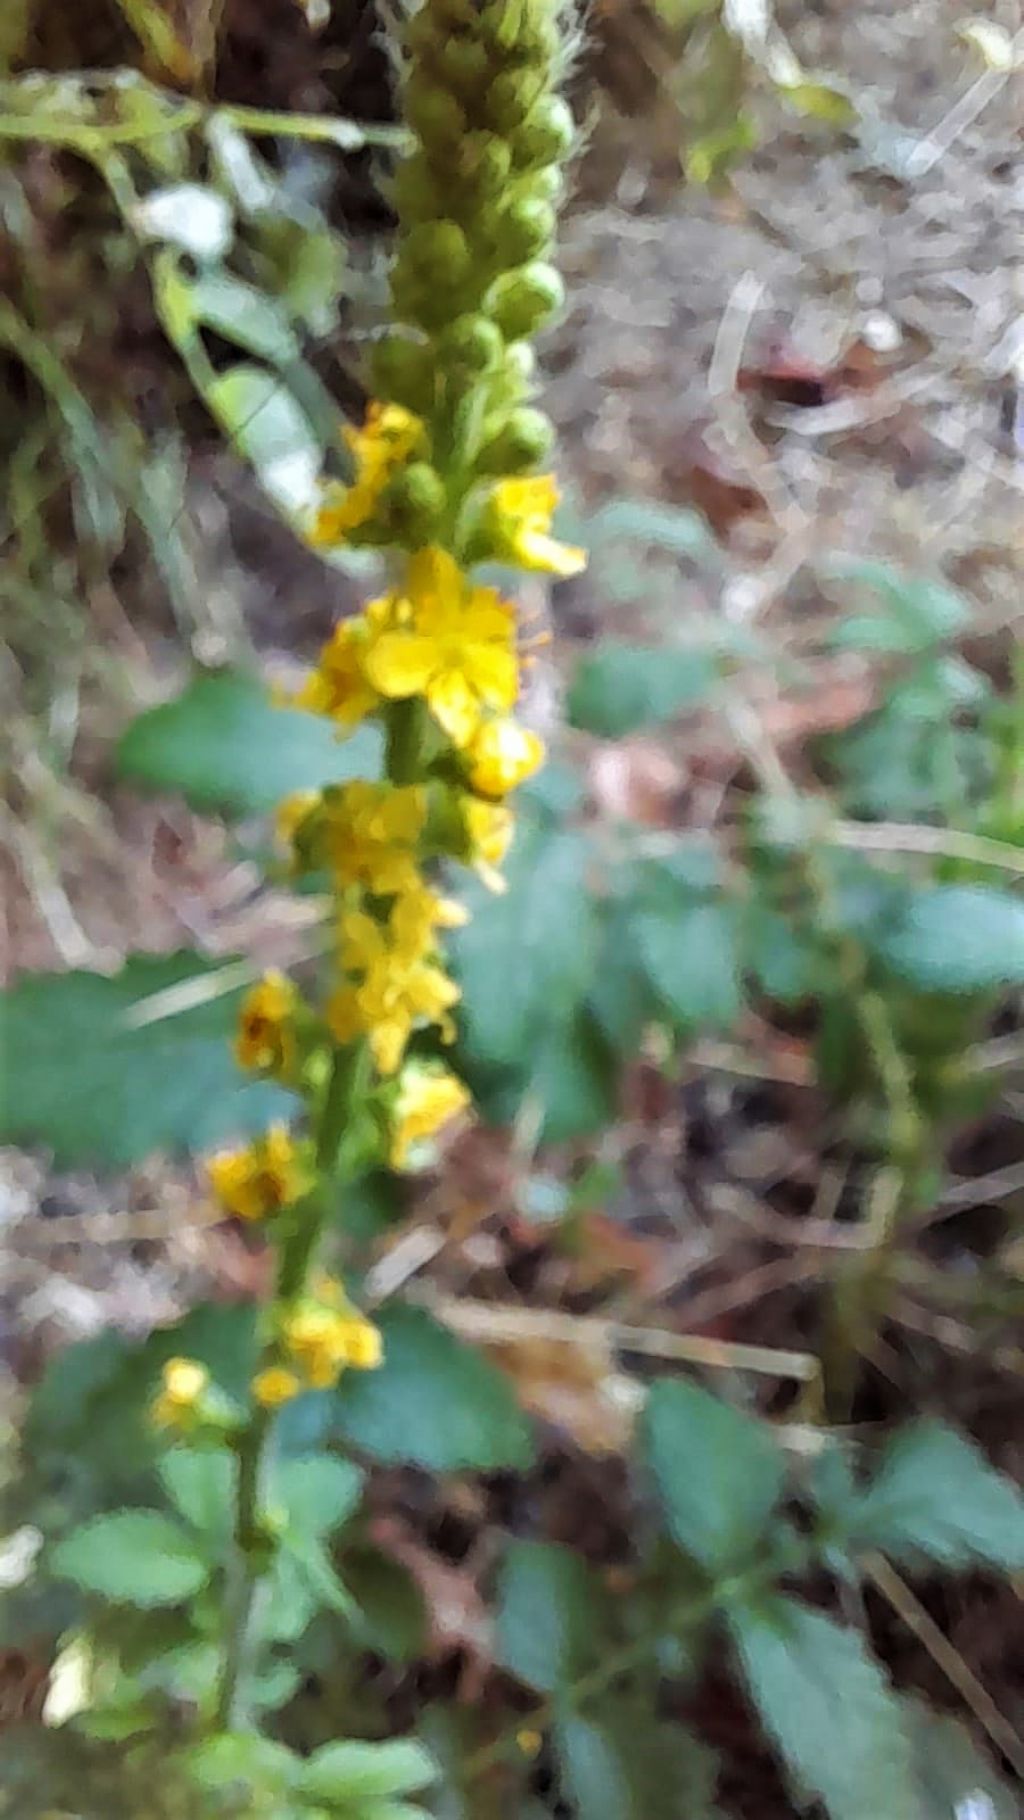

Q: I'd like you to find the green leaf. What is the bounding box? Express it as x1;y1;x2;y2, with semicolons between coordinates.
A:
333;1306;533;1472
0;952;293;1166
745;907;818;1004
158;1447;236;1545
583;497;715;557
471;1007;619;1145
496;1541;604;1693
568;642;715;739
50;1510;209;1607
299;1739;437;1803
636;901;742;1030
903;1697;1020;1820
270;1453;364;1538
826;562;970;652
642;1379;785;1572
207;362;321;509
556;1704;718;1820
870;886;1024;995
728;1595;918;1820
342;1546;427;1663
186;271;300;364
849;1422;1024;1570
189;1732;299;1799
454;823;597;1069
778;80;857;126
118;669;382;816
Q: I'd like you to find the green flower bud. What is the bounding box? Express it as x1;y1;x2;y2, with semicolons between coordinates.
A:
515;163;565;206
404;76;466;150
391;154;443;224
478;0;558;57
403;218;471;283
475;405;554;475
459;132;513;197
385;461;447;540
438;35;492;96
486;68;542;134
511;94;575;168
441;314;505;373
493;196;556;265
371;334;435;414
485;262;565;339
505;340;537;385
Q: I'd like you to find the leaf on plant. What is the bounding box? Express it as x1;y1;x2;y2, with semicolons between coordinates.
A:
342;1546;427;1663
728;1595;918;1820
207;362;321;510
454;822;597;1070
0;952;293;1166
269;1453;364;1539
496;1541;605;1693
158;1448;236;1546
568;642;715;739
334;1306;534;1472
186;271;300;365
642;1378;785;1572
118;669;382;816
903;1697;1020;1820
636;900;742;1030
189;1732;299;1798
849;1421;1024;1570
299;1738;437;1804
870;886;1024;995
556;1702;718;1820
50;1511;209;1607
825;561;970;653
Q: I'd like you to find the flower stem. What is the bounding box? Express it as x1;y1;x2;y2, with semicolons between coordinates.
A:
214;1042;366;1731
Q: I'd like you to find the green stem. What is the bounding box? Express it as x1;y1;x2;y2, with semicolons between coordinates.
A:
214;1044;366;1731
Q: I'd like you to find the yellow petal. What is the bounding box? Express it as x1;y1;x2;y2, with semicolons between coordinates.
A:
363;632;438;698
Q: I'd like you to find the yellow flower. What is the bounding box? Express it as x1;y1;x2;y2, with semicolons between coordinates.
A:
276;791;321;850
462;796;514;891
390;881;468;959
363;547;518;747
235;971;298;1077
486;476;586;578
151;1357;208;1429
280;1294;383;1389
467;717;544;798
320;781;426;895
311;402;423;546
206;1124;311;1222
252;1366;302;1408
296;617;380;728
390;1064;471;1167
330;901;460;1074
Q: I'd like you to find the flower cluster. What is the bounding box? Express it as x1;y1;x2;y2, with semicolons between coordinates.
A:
253;1278;383;1406
152;0;580;1439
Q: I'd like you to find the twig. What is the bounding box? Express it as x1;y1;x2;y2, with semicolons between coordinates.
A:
415;1290;823;1386
864;1553;1024;1780
831;820;1024;880
904;29;1024;177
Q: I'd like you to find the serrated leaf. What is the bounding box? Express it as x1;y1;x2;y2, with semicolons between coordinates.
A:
849;1422;1024;1570
333;1306;533;1472
636;901;742;1030
189;1732;299;1798
825;561;970;650
728;1595;918;1820
568;642;715;739
870;886;1024;994
454;822;597;1070
556;1703;718;1820
0;952;293;1166
903;1697;1019;1820
118;669;382;816
496;1541;603;1693
299;1738;436;1803
269;1453;364;1538
51;1511;209;1607
158;1447;236;1545
642;1379;785;1572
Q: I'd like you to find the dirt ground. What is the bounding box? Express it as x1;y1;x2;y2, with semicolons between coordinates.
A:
2;2;1024;1809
